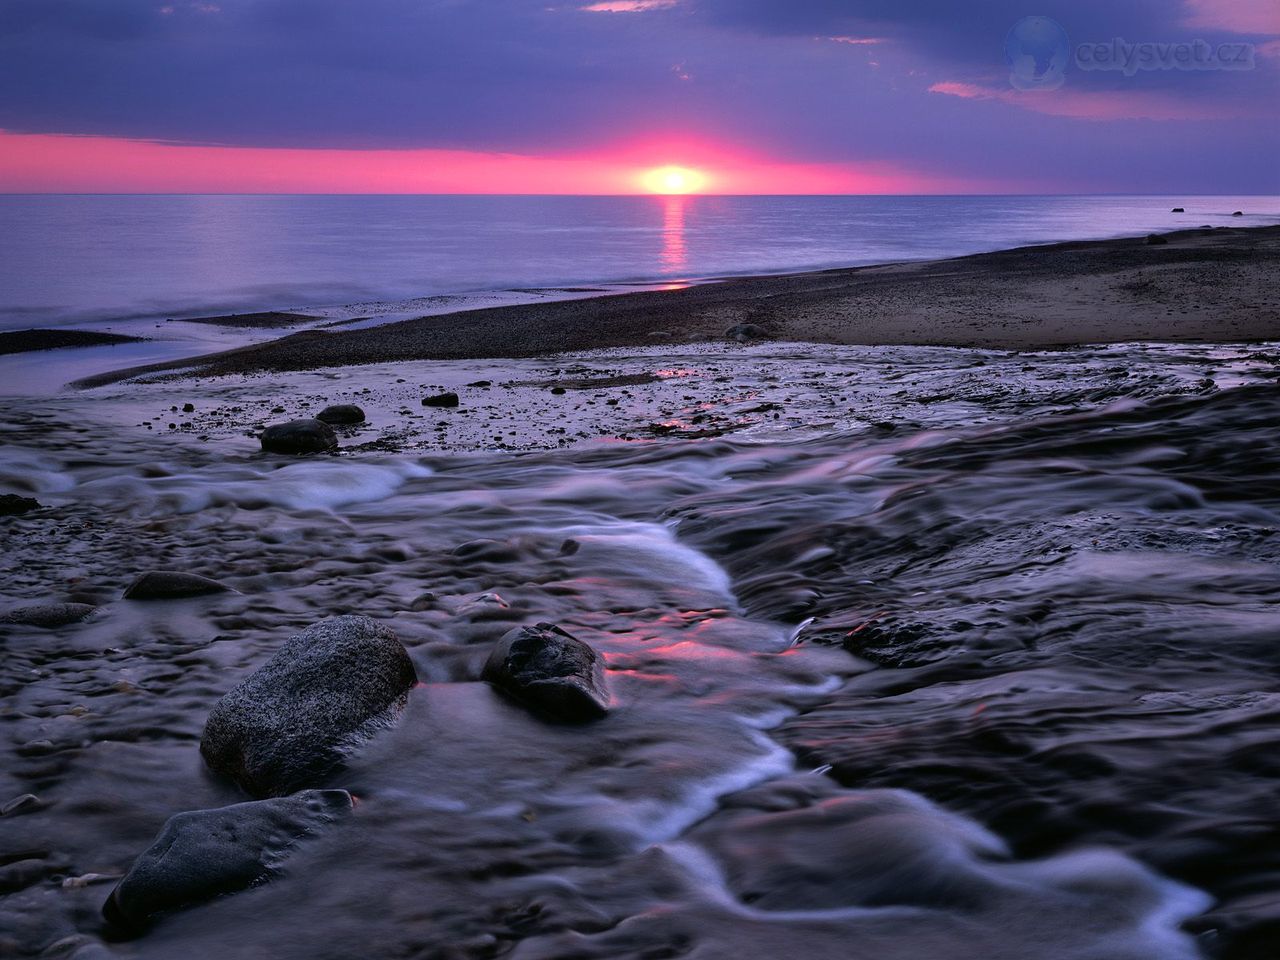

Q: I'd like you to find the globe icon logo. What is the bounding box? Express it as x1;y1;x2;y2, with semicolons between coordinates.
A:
1005;16;1070;90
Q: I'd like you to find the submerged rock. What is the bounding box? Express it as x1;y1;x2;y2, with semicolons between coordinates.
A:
103;790;352;932
316;404;366;425
726;323;770;343
259;418;338;454
482;622;609;721
0;602;96;627
123;571;231;601
422;391;460;408
0;494;40;515
201;615;417;797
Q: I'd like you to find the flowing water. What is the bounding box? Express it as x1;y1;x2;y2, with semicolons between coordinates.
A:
2;343;1279;959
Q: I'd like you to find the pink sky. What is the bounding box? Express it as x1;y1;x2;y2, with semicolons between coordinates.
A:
0;130;1019;195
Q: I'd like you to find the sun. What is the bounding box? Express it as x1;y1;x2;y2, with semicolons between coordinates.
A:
641;165;707;195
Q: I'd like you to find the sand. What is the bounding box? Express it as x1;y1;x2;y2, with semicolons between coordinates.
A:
74;224;1280;388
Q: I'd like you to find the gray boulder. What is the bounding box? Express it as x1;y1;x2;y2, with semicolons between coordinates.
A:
482;622;609;722
315;404;366;425
0;602;96;627
260;418;337;454
201;616;417;797
725;323;770;343
123;571;231;600
103;790;352;933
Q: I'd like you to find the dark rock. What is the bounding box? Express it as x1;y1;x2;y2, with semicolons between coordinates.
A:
550;386;567;395
1171;207;1184;213
201;615;417;796
1232;211;1244;216
0;494;40;515
1145;234;1168;245
482;622;609;721
0;602;96;627
103;790;352;933
260;418;337;454
123;571;231;601
182;403;195;413
315;404;366;425
726;323;770;343
422;392;459;408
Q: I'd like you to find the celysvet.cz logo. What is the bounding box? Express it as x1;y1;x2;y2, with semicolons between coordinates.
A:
1005;17;1257;90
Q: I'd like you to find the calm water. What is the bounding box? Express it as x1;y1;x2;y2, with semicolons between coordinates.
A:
1;194;1278;331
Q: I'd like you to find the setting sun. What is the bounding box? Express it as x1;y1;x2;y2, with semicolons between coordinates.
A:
641;165;707;195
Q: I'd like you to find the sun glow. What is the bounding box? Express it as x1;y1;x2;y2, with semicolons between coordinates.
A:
641;165;707;195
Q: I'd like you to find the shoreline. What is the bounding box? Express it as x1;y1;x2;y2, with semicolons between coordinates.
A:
70;223;1280;389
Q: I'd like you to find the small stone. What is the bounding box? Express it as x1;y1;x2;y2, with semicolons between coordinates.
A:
103;790;352;933
182;403;195;413
422;392;459;408
550;386;567;395
482;622;610;722
0;494;40;516
260;418;337;454
123;571;231;601
315;404;366;425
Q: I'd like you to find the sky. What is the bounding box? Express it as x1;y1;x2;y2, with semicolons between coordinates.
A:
0;0;1276;194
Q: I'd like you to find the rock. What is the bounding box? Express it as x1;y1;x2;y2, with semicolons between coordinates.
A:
1;793;40;816
1145;234;1168;245
1232;210;1244;216
259;418;337;454
725;323;770;343
201;615;417;796
182;402;195;413
550;386;567;395
123;571;231;601
0;602;96;627
0;494;40;515
422;392;459;408
1171;207;1184;213
103;790;352;932
482;622;609;721
315;404;366;425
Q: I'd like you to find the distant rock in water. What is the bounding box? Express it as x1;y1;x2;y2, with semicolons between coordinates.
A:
103;790;352;933
123;571;231;601
0;329;145;356
0;494;41;515
1233;211;1244;216
1171;207;1185;213
1146;234;1169;245
201;615;417;797
726;323;771;343
315;404;366;425
482;622;609;722
260;418;338;454
0;602;96;628
422;391;460;408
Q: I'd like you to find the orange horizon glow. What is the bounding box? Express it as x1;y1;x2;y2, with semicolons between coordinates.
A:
0;130;1019;195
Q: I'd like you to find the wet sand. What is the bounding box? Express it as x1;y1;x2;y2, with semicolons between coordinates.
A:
75;224;1280;388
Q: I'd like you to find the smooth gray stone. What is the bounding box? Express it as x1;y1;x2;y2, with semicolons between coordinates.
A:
103;790;352;932
315;404;366;425
0;602;96;627
482;622;609;722
201;615;417;797
259;418;338;454
123;571;231;600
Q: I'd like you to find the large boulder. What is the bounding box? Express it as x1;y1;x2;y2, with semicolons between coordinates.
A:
315;404;366;425
482;622;609;722
0;602;96;627
259;419;337;454
103;790;352;933
123;571;231;600
201;616;417;797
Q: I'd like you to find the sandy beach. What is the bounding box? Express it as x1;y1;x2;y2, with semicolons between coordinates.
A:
72;223;1280;389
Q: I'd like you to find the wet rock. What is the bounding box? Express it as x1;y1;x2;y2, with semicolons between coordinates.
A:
726;323;770;343
103;790;352;933
1146;234;1168;245
422;392;459;408
1;793;40;817
0;494;40;515
201;615;417;796
1232;210;1244;216
123;571;231;601
182;403;195;413
1171;207;1184;213
259;418;338;454
315;404;366;425
482;622;609;721
0;602;96;627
